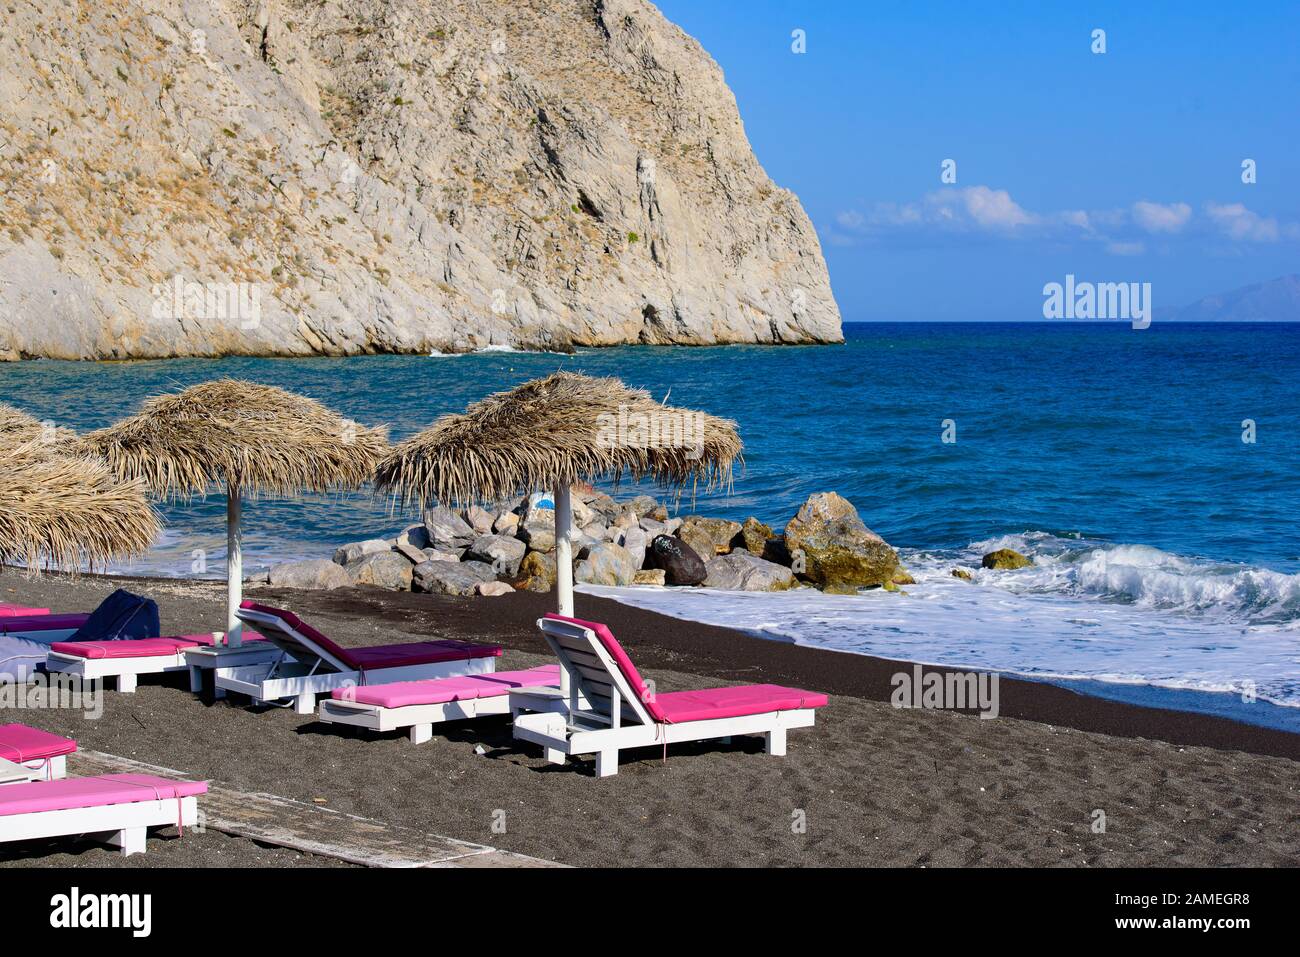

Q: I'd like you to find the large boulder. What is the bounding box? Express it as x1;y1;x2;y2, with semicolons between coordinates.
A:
492;511;520;536
633;568;666;586
412;559;498;596
518;503;556;552
731;517;774;556
513;551;557;593
422;506;476;552
625;494;660;518
332;538;391;566
476;581;515;597
574;542;638;586
982;548;1032;570
619;525;648;570
678;516;741;557
703;551;796;592
783;492;901;588
347;551;415;590
463;534;528;577
462;504;495;535
645;534;707;586
394;524;432;563
422;548;462;563
580;490;622;523
269;559;351;590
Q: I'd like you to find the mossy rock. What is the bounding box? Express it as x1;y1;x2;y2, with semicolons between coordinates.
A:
981;548;1032;570
951;568;973;581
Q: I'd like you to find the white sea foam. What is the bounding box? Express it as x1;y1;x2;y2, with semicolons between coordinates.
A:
580;532;1300;720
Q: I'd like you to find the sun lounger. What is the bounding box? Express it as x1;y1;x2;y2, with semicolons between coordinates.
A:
318;665;564;742
511;614;828;777
0;613;91;644
218;601;501;715
0;724;76;782
0;773;205;857
44;632;266;693
0;605;49;616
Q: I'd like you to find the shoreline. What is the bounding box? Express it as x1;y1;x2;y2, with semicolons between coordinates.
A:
3;571;1297;866
8;571;1298;759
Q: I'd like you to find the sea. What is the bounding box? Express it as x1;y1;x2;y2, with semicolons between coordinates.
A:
2;322;1297;730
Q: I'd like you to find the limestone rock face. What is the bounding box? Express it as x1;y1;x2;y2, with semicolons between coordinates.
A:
783;492;901;588
0;0;840;362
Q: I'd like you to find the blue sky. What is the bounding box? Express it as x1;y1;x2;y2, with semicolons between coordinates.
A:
654;1;1300;320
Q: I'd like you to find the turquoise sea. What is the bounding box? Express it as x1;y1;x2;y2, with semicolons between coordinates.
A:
3;323;1298;726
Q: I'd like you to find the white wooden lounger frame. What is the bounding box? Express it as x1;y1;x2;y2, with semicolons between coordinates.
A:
0;755;68;784
0;793;199;856
218;606;496;715
44;648;190;693
318;685;566;744
44;641;280;694
511;617;817;778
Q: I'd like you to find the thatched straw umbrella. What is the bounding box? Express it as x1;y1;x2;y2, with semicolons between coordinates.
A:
0;402;80;453
374;371;742;616
0;445;161;574
83;380;388;644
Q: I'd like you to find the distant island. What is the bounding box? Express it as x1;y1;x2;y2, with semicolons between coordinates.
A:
1163;274;1300;323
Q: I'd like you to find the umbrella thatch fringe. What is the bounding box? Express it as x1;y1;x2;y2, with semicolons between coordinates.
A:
374;371;742;509
0;445;161;575
82;379;389;501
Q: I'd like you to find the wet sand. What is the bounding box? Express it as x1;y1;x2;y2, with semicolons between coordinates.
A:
2;573;1297;867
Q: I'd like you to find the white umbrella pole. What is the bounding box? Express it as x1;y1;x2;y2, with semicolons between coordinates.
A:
554;483;574;618
226;487;243;647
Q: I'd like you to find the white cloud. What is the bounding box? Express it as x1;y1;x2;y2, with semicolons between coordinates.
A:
1106;241;1146;256
1132;200;1192;234
1205;202;1280;242
940;186;1037;229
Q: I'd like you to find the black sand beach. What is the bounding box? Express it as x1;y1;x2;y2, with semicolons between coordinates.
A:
3;573;1297;867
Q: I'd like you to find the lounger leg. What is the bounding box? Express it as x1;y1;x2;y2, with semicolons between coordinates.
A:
293;692;315;715
594;749;618;778
118;673;137;693
189;666;202;693
765;728;787;756
110;826;147;857
213;683;227;700
48;755;66;780
409;723;432;745
545;746;565;765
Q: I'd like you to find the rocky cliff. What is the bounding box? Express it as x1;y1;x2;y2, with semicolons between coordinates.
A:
0;0;842;360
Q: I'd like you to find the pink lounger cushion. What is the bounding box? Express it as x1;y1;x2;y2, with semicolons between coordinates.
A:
543;614;828;724
0;605;49;616
240;600;501;671
652;686;830;723
0;773;207;817
49;631;265;660
0;724;77;764
332;665;562;708
1;613;90;635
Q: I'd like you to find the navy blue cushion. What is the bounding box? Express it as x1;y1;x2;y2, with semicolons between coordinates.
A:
67;589;160;643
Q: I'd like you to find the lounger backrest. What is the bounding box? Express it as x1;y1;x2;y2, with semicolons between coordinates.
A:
236;601;353;672
539;614;661;726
